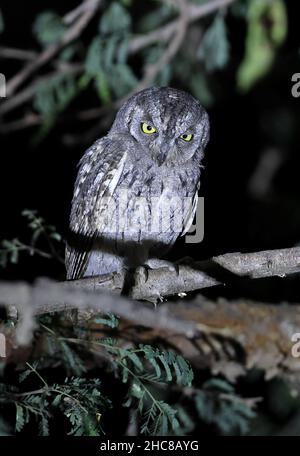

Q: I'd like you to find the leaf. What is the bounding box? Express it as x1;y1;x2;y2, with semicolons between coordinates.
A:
158;354;172;382
144;46;172;86
194;386;256;436
138;4;174;33
93;313;119;328
38;416;50;436
49;232;62;242
127;352;144;372
0;9;4;34
197;14;230;72
15;405;25;433
94;72;111;103
174;355;194;387
85;37;103;75
60;341;86;376
19;368;33;383
33;73;78;119
99;2;131;35
230;0;251;18
174;405;195;435
33;11;66;46
110;64;137;97
189;72;214;107
203;378;235;393
237;0;287;92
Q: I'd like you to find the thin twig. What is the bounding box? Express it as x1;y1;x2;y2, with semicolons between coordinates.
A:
0;47;37;61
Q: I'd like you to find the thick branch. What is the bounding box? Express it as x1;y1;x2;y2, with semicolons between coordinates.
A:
65;247;300;302
1;272;300;382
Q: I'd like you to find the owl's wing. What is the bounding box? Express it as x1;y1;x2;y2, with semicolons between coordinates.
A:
66;137;128;280
181;181;200;236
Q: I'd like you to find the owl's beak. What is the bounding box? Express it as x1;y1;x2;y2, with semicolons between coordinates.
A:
157;144;169;166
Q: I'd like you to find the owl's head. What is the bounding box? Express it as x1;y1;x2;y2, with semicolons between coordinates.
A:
110;87;210;166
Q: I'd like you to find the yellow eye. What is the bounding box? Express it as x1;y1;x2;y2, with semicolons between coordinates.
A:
180;133;193;142
141;122;157;134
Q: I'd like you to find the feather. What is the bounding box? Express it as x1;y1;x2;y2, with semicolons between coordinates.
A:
66;138;127;280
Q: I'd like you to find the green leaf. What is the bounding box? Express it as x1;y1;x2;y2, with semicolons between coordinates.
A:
19;368;33;383
237;0;287;92
33;11;66;46
34;73;78;118
59;341;86;376
174;405;195;435
38;416;50;436
0;9;4;33
15;405;25;433
189;72;214;107
110;64;137;97
197;14;230;72
194;385;256;436
203;378;235;393
94;71;111;103
85;37;103;75
230;0;251;18
138;4;174;33
93;313;119;328
99;2;131;35
144;46;172;86
49;232;62;242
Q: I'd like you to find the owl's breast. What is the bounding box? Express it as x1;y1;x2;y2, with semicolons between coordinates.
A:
108;160;199;250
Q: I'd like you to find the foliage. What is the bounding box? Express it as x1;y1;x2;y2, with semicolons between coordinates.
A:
34;74;79;120
0;9;4;34
33;11;66;47
84;1;137;102
237;0;287;91
197;14;230;72
12;362;110;436
0;210;63;268
194;379;256;435
0;0;288;138
0;317;256;436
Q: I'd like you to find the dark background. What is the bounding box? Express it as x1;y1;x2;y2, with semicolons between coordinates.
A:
0;0;300;304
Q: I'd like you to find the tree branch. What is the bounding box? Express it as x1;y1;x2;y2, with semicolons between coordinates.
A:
0;0;236;123
129;0;235;53
1;248;300;382
63;247;300;303
4;0;101;98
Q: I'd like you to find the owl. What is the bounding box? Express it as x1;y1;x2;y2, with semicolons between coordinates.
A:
66;87;209;280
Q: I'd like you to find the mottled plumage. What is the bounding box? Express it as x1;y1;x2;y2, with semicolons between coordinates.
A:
66;87;209;279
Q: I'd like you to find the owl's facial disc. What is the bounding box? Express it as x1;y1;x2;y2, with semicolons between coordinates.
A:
122;88;209;166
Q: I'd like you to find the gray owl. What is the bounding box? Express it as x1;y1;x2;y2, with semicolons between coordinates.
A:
66;87;209;280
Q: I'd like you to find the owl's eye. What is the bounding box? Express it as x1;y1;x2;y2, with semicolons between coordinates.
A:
180;133;193;142
141;122;157;134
